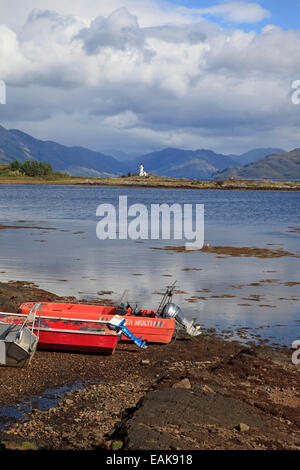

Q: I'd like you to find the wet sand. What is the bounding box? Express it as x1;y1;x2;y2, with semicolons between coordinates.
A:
0;281;299;450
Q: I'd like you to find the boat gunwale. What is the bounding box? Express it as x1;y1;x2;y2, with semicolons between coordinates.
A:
0;311;175;327
0;314;121;336
0;311;120;326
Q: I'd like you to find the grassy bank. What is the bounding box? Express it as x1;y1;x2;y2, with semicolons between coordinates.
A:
0;173;299;190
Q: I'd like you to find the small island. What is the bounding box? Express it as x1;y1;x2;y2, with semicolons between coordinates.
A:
0;160;299;191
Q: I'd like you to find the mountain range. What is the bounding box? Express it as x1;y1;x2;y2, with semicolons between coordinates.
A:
0;125;126;177
0;124;298;180
213;149;300;181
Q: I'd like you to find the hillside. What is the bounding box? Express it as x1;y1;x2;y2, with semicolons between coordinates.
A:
213;149;300;181
230;148;285;166
126;148;236;179
0;126;126;177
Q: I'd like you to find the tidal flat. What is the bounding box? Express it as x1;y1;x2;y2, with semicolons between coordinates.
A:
0;280;299;451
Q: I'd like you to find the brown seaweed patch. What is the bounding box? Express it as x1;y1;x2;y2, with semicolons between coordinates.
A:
288;226;300;234
181;268;203;271
97;290;114;296
152;245;297;258
7;280;38;288
279;297;299;301
230;280;281;289
210;294;236;299
240;294;262;302
259;304;276;308
184;297;198;303
0;224;56;231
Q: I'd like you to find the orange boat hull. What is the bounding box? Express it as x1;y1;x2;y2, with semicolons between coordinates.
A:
18;302;175;344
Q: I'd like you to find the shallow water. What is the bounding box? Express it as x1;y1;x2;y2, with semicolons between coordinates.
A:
0;184;299;346
0;380;93;431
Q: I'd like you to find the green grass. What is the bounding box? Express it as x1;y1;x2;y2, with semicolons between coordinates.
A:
0;171;298;190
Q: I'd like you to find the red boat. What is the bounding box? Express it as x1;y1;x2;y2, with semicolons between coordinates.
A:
0;310;121;355
18;302;176;344
16;283;201;347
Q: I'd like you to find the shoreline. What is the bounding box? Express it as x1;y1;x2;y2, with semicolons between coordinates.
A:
0;175;299;191
0;280;299;451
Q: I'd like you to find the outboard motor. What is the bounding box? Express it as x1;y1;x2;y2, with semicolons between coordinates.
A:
160;303;201;337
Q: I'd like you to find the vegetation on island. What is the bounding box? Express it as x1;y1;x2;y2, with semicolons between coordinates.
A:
0;160;69;180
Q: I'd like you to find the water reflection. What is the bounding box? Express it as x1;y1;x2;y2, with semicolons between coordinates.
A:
0;185;299;346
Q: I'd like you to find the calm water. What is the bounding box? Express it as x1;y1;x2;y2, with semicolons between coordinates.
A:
0;184;299;347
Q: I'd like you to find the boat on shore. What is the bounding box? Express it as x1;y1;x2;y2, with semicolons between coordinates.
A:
17;283;201;344
0;306;147;356
17;303;175;344
0;305;40;368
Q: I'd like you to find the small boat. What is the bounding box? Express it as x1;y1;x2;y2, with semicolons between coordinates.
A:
0;304;40;368
17;283;201;344
0;306;146;356
16;303;174;344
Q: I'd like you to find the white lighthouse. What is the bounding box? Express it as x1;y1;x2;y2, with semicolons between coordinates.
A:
139;164;147;177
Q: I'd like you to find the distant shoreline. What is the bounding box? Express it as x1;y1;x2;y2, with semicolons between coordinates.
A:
0;175;299;191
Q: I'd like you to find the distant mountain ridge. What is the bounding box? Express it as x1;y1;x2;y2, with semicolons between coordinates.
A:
124;147;237;179
0;125;127;177
0;124;295;180
213;149;300;181
230;148;285;166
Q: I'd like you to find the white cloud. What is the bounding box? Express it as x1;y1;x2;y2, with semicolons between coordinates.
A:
0;2;299;155
199;1;270;24
75;7;145;55
0;0;201;31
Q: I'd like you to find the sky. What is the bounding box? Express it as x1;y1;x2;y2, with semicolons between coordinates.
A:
0;0;299;156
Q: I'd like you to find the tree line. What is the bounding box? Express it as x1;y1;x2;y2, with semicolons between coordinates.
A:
9;160;54;177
